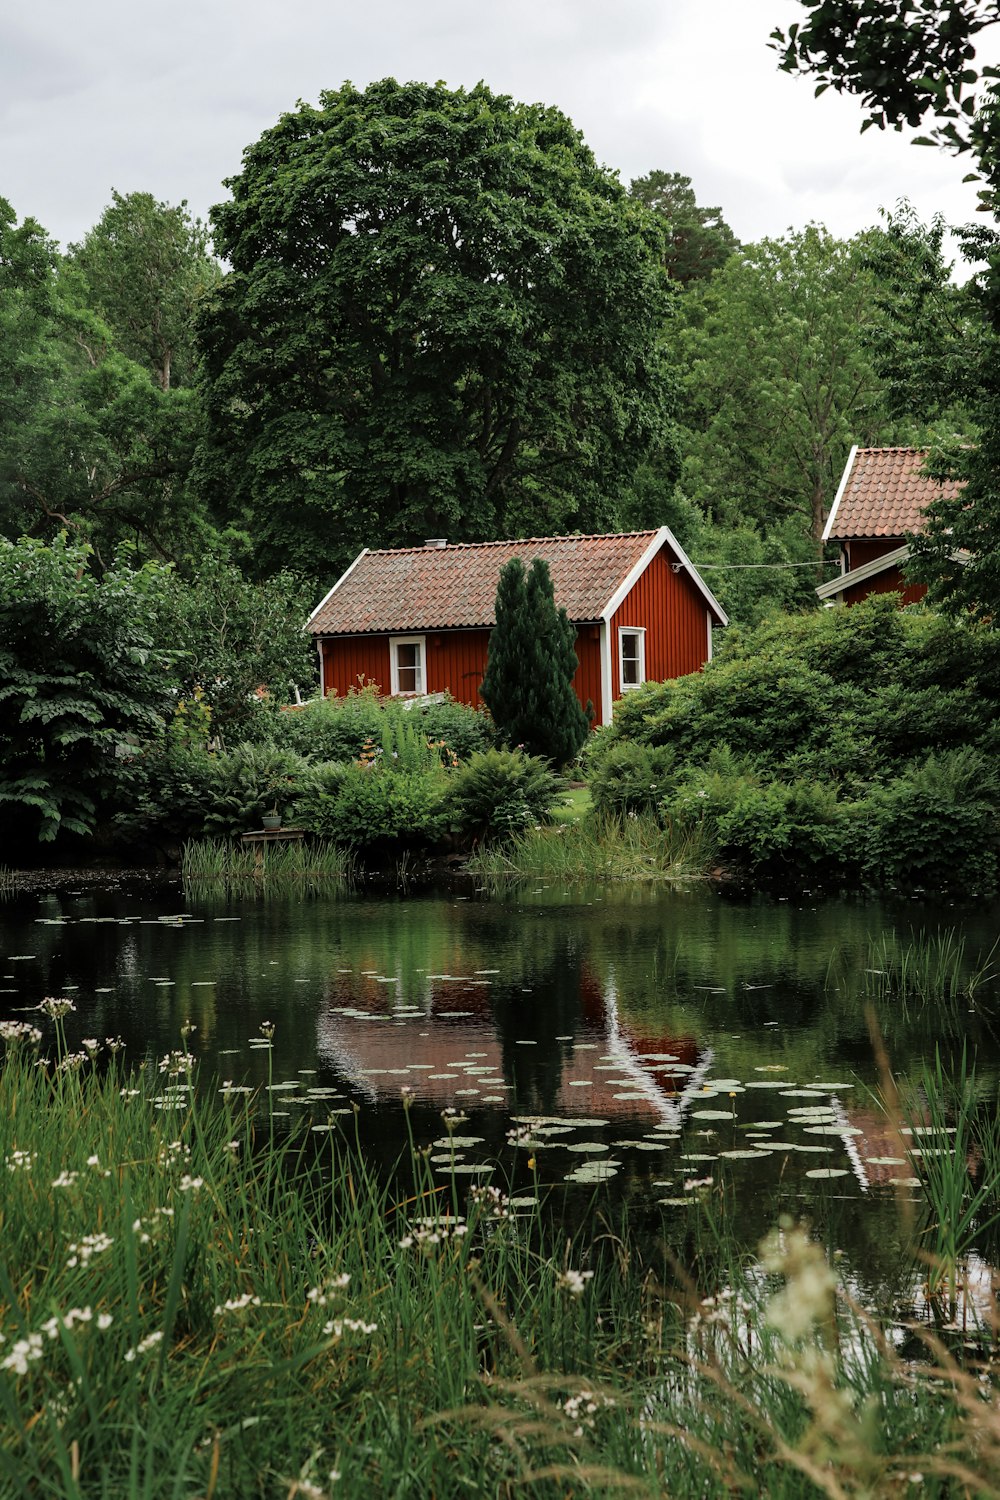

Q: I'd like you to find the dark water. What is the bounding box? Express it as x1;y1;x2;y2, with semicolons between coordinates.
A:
3;877;999;1303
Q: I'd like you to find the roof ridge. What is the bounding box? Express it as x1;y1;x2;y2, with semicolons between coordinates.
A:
855;446;929;456
364;530;660;556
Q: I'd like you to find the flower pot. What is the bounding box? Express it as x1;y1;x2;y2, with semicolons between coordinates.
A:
262;813;282;832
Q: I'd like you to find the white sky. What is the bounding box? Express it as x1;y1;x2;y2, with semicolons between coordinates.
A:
0;0;990;254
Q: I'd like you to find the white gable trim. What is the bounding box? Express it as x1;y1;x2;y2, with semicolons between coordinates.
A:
599;526;728;626
306;548;370;629
821;445;858;543
815;543;910;600
599;619;613;726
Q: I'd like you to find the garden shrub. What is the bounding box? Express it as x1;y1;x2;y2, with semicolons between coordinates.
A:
588;739;677;820
863;748;1000;894
663;751;857;886
445;749;561;845
301;764;448;847
201;744;319;836
272;689;493;766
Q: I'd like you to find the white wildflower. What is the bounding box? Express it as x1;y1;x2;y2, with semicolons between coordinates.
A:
556;1269;594;1297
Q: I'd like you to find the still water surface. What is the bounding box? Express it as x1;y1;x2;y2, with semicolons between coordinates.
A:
3;878;998;1304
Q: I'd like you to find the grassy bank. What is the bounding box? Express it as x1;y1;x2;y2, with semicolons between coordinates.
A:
3;1022;1000;1497
468;811;712;884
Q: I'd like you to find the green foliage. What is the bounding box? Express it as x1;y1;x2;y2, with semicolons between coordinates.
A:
300;763;448;847
445;748;561;845
669;761;855;885
154;556;316;744
628;170;740;286
673;225;887;544
200;744;318;836
864;748;999;894
480;558;591;765
0;535;176;842
0;198;207;564
587;739;677;820
67;190;220;392
596;596;1000;891
273;689;494;766
199;79;678;581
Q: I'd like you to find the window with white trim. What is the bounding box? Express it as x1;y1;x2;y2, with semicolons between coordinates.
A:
618;628;646;691
389;635;425;696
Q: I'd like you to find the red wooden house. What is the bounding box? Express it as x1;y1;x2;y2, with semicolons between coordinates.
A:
307;528;727;726
816;446;965;606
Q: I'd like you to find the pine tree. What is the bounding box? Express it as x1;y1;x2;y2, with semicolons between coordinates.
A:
480;559;591;764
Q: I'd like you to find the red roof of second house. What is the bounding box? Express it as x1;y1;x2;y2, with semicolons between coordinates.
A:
308;530;725;635
823;446;965;541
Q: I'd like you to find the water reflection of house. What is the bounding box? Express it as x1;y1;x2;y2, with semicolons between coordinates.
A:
315;966;711;1127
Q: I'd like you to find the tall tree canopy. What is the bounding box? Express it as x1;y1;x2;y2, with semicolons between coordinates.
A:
0;199;205;565
197;79;679;582
68;190;220;392
628;171;740;285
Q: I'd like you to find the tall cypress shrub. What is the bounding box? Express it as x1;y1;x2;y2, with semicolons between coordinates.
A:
480;558;591;765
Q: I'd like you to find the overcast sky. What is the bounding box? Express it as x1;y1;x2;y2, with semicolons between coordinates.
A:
1;0;990;255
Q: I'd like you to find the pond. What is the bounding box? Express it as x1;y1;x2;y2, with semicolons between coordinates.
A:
3;876;998;1310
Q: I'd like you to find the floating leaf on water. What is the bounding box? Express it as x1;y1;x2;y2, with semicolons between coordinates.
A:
515;1040;537;1046
432;1137;485;1149
564;1163;620;1183
679;1153;716;1162
780;1089;825;1098
509;1195;540;1208
568;1081;593;1087
430;1153;464;1164
658;1198;691;1206
612;1092;649;1101
565;1142;609;1154
866;1157;907;1166
745;1081;788;1089
719;1150;761;1160
804;1168;851;1179
754;1065;788;1072
791;1144;834;1154
802;1125;863;1136
693;1109;736;1120
888;1177;921;1187
436;1163;495;1175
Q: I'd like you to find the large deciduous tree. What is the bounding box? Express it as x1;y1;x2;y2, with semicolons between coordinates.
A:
675;225;885;543
68;190;220;393
197;79;678;582
480;558;591;765
0;198;206;565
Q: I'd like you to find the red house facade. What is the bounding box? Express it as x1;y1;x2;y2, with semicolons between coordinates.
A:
816;446;965;607
307;529;727;726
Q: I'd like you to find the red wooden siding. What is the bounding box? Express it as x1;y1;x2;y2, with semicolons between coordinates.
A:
322;627;601;723
573;630;603;726
610;544;708;697
423;630;490;704
842;568;927;607
844;538;904;570
322;636;392;697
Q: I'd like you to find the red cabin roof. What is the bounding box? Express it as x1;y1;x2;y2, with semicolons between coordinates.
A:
823;446;965;542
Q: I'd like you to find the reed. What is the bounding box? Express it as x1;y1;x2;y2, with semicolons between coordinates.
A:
4;1030;1000;1497
468;812;711;885
181;836;353;891
865;927;998;1010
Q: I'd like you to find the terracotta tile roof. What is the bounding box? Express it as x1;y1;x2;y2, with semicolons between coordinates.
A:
308;531;663;636
824;447;965;540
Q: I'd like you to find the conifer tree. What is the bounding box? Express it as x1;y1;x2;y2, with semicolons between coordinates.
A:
480;559;591;765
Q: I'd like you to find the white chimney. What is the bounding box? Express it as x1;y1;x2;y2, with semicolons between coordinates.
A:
424;538;447;549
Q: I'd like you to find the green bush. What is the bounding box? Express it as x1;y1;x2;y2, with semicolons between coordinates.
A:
863;748;1000;894
445;749;561;845
308;764;448;847
201;744;319;836
272;690;493;766
588;739;677;820
665;753;856;886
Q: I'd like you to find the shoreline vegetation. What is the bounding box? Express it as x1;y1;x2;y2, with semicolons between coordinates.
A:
4;1023;1000;1498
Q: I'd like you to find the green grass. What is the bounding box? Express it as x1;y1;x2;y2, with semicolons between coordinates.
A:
549;785;592;825
4;1026;1000;1497
181;837;353;894
468;811;711;884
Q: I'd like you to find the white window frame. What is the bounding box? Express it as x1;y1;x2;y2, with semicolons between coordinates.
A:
618;627;646;691
389;634;426;697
